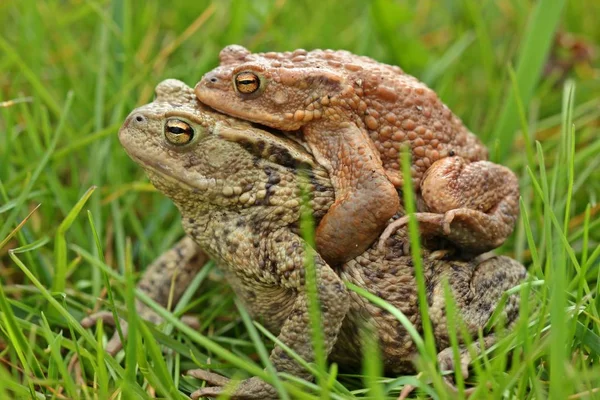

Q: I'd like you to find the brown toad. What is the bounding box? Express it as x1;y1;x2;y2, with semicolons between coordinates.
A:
195;45;520;264
82;79;526;399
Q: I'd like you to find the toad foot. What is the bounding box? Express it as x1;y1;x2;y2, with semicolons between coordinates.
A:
397;348;476;400
188;369;277;399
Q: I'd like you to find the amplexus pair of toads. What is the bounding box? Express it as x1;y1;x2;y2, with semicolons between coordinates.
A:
82;46;525;399
195;45;520;265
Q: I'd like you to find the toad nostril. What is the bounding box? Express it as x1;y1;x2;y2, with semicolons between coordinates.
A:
135;115;144;122
203;72;219;85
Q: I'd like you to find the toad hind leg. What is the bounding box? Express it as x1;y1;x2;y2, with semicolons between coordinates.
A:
380;157;519;254
307;122;399;265
432;254;527;385
79;236;208;356
421;157;520;252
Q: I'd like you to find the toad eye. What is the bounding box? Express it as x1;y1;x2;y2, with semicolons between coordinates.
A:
164;119;194;145
234;72;261;95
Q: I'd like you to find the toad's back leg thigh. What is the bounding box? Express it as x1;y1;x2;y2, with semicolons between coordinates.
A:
81;236;208;355
419;157;520;252
135;236;209;323
306;122;399;265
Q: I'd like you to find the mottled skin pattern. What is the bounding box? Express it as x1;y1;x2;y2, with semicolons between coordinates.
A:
83;80;526;399
195;45;520;264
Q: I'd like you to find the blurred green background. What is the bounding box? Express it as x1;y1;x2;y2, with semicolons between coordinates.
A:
1;0;599;399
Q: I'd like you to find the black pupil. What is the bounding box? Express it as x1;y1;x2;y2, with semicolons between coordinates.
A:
239;79;256;85
168;126;189;134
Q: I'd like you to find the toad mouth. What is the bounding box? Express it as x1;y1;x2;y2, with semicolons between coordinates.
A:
123;149;214;193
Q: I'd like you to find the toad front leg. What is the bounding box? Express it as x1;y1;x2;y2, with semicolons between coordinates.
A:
308;122;399;265
381;157;519;254
189;229;349;399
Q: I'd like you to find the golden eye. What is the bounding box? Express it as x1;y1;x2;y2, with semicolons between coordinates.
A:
164;119;194;145
234;72;261;94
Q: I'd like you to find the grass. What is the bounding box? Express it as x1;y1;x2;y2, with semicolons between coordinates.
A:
1;0;599;398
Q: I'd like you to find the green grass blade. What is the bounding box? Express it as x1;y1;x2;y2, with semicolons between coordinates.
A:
299;172;327;396
53;186;97;292
399;149;438;371
236;299;289;400
491;0;567;159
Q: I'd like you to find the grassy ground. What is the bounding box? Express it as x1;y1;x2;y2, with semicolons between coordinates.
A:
1;0;599;398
